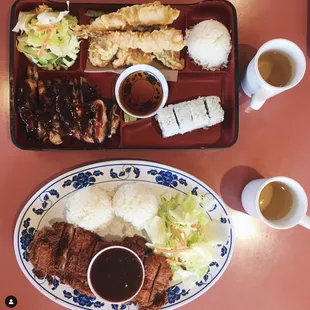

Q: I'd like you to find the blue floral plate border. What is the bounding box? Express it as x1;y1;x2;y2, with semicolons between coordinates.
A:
14;160;234;310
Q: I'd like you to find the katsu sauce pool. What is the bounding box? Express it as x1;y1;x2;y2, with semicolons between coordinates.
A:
119;70;163;117
88;247;144;303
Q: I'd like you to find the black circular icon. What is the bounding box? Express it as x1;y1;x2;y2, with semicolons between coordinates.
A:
5;296;17;308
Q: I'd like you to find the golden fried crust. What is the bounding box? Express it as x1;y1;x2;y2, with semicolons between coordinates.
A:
89;1;179;31
88;38;118;68
112;49;155;69
154;51;185;70
102;28;185;54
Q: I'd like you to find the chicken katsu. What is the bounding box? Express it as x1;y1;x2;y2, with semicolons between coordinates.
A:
29;222;172;309
17;66;120;145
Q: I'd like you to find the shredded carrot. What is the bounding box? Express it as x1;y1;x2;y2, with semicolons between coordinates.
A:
32;24;57;31
38;30;52;57
191;224;200;229
167;259;184;266
170;226;186;246
155;247;192;254
36;4;49;15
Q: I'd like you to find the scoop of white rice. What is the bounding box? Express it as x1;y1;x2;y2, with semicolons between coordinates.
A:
186;20;232;70
66;185;115;231
112;183;158;230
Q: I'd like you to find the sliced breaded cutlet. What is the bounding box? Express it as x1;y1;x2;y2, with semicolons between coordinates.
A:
75;230;100;277
61;274;93;296
133;254;162;306
54;222;75;273
92;240;121;257
124;236;149;261
149;255;172;306
64;226;98;275
29;222;66;277
28;224;169;307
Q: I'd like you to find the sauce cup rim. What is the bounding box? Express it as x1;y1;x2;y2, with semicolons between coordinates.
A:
115;64;169;119
87;245;145;304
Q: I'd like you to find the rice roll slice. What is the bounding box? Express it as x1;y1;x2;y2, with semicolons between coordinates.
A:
204;96;224;126
156;104;180;138
189;97;210;129
173;101;194;134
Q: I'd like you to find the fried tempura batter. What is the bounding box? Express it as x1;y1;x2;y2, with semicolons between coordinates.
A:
88;38;118;67
154;51;185;70
89;1;179;31
102;28;185;54
73;2;185;70
112;49;155;69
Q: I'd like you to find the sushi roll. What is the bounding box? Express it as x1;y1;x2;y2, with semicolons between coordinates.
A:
156;104;180;138
156;96;224;138
173;101;195;134
204;96;224;126
188;97;210;129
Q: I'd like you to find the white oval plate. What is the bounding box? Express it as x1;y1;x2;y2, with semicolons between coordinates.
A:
14;160;234;310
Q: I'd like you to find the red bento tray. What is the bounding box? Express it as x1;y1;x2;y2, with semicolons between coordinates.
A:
10;0;239;150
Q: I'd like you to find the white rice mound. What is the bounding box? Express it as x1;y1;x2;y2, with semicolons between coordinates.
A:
186;20;232;70
66;185;115;231
112;183;158;230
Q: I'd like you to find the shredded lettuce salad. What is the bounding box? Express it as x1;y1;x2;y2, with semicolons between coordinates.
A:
13;4;80;70
145;194;226;289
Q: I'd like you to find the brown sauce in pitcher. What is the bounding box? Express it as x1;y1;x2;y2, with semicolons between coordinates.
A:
119;71;163;116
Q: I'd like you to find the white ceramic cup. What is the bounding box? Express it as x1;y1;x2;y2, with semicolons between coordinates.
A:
115;64;169;118
241;176;310;229
241;39;306;110
87;246;145;304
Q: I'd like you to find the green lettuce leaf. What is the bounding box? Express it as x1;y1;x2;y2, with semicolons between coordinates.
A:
13;5;80;70
146;194;218;289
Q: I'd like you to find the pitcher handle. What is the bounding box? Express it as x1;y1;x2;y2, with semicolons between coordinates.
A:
250;88;270;110
300;215;310;229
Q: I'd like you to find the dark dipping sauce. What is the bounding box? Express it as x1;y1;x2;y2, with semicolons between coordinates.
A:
90;248;144;302
120;71;163;117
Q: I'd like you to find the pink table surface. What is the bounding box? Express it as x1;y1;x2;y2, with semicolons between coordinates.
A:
1;0;310;309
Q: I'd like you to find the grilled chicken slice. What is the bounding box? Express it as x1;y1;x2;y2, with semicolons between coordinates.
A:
91;99;108;143
18;104;35;133
81;77;98;103
18;67;39;133
48;114;64;145
19;66;121;145
38;80;53;108
83;122;95;143
108;104;120;138
37;120;48;140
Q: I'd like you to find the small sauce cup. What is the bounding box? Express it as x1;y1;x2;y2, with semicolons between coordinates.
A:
87;246;145;304
115;65;169;119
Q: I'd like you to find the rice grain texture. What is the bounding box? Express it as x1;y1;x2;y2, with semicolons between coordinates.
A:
186;20;232;70
66;185;115;231
113;183;158;230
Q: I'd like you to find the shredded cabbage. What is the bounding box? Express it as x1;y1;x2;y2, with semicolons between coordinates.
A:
13;5;80;70
145;194;224;289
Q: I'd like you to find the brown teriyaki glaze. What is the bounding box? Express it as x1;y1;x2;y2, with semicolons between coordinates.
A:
120;70;163;116
90;248;144;302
